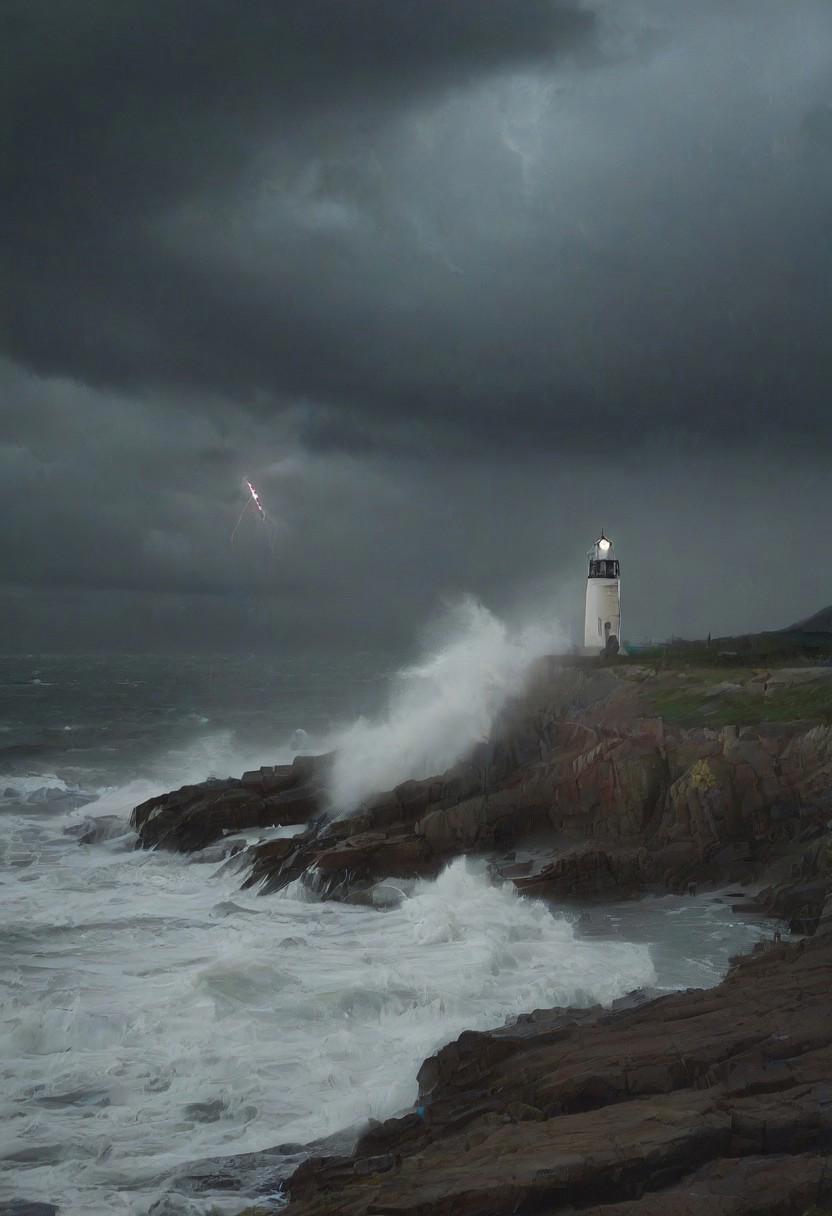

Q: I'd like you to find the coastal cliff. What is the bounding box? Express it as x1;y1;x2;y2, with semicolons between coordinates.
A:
131;660;832;928
130;658;832;1215
281;930;832;1216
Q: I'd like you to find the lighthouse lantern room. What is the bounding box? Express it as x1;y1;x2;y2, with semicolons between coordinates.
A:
584;531;621;655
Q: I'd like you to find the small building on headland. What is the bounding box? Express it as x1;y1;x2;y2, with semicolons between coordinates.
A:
584;531;621;656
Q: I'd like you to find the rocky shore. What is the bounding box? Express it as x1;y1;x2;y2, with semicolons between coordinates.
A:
128;658;832;1213
131;661;832;928
281;929;832;1216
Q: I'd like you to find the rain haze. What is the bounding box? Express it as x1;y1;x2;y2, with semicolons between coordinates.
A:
4;0;832;653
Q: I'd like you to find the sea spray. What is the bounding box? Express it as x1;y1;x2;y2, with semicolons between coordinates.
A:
0;653;783;1215
54;728;308;829
0;848;657;1215
327;598;566;812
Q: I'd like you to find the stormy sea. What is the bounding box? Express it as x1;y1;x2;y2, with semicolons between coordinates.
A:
0;638;778;1216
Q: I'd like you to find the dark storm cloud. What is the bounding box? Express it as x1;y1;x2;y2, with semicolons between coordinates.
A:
4;0;595;391
5;0;832;455
6;0;832;454
3;1;832;653
3;353;831;652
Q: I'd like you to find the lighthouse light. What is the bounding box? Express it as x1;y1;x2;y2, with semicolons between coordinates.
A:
585;530;621;655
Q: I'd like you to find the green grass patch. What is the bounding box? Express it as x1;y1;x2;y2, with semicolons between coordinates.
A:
642;680;832;727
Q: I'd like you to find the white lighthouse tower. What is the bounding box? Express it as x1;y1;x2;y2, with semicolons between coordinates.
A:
584;531;621;655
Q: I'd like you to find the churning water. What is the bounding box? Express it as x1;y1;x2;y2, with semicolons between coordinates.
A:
0;643;777;1215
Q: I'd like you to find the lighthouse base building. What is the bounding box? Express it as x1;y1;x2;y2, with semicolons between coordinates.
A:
584;532;621;655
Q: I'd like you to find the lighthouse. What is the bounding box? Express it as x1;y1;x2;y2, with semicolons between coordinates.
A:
584;531;621;655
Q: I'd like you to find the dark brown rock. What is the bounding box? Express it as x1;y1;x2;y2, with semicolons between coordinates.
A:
0;1204;61;1216
226;690;832;900
131;664;832;904
580;1154;832;1215
131;774;321;853
282;934;832;1215
129;661;832;1215
513;845;654;899
263;787;319;823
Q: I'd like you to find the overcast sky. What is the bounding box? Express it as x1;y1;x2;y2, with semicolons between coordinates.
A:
3;0;832;652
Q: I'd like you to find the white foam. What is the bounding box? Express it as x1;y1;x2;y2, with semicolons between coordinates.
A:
66;728;310;824
328;599;565;812
0;852;654;1215
0;772;72;799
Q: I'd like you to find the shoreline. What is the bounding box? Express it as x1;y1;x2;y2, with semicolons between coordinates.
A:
157;883;784;1213
280;927;832;1216
119;659;832;1213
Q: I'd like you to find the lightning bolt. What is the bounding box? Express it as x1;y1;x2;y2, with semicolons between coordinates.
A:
246;480;265;518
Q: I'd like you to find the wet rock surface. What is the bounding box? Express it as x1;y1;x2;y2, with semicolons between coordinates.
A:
236;672;832;908
0;1204;60;1216
282;932;832;1215
161;1125;361;1210
127;659;832;1215
130;757;329;852
129;665;832;909
65;814;127;845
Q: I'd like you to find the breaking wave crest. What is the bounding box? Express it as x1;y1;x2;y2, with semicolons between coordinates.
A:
0;772;72;800
327;598;565;812
0;855;655;1214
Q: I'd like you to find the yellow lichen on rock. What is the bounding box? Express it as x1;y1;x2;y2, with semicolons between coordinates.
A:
689;758;717;790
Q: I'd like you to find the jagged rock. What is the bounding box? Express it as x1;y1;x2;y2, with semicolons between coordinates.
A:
131;659;832;1215
282;934;832;1215
130;757;326;853
68;814;129;845
0;1204;60;1216
817;893;832;936
231;710;832;902
239;835;298;885
131;664;832;906
186;837;248;864
753;830;832;934
513;845;654;899
262;786;320;823
580;1154;832;1214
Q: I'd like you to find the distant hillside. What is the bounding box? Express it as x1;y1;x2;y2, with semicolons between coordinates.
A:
619;605;832;666
784;605;832;634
